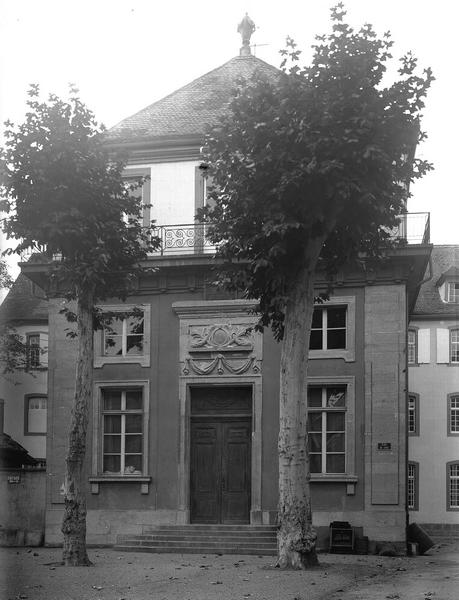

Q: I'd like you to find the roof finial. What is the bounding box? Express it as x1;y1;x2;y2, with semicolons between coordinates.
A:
237;13;255;56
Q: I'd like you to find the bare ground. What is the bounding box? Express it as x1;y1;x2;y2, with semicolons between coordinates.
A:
1;541;458;600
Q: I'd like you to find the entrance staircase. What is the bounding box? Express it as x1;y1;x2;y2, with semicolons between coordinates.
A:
114;524;277;555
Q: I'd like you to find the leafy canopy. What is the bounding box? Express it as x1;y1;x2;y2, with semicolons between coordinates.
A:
199;3;433;339
1;85;159;301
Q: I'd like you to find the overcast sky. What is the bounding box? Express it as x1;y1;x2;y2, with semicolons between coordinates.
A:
1;0;457;289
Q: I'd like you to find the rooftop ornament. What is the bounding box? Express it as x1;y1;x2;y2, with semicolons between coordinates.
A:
238;13;255;56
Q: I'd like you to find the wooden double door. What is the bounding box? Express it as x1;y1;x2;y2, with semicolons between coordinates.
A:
190;387;252;524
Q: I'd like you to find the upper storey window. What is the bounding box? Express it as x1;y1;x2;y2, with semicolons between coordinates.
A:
310;306;346;351
94;304;151;368
446;282;459;303
308;297;356;362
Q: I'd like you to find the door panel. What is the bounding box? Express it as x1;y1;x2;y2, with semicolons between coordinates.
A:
221;423;251;523
190;416;251;524
190;423;220;523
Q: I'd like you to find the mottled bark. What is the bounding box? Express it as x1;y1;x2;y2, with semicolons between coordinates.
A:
62;286;94;566
277;239;325;569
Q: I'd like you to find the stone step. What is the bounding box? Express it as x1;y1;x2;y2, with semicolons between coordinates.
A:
120;538;276;547
118;534;276;543
143;525;276;532
114;524;278;556
115;544;277;556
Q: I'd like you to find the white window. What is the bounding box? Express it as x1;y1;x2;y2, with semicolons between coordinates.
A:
25;395;47;434
101;387;144;475
408;329;417;365
448;395;459;435
448;463;459;510
451;330;459;363
94;304;151;367
446;282;459;303
307;386;346;474
310;306;346;350
408;462;418;510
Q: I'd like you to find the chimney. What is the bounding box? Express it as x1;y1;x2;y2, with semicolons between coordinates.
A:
238;13;255;56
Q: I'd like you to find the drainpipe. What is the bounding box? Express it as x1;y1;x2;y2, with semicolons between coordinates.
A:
0;399;4;434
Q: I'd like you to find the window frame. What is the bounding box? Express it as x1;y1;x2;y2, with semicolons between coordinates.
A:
446;281;459;303
407;461;419;511
90;380;151;493
307;375;356;483
447;393;459;437
407;328;418;365
408;393;420;436
94;304;151;367
450;329;459;364
25;331;48;370
308;296;356;363
24;394;47;436
446;461;459;511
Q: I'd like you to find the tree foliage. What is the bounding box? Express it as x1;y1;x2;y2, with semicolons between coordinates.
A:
1;84;158;300
0;87;159;566
199;3;433;569
200;3;433;339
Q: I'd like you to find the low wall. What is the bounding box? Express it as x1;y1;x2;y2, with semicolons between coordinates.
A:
0;468;46;546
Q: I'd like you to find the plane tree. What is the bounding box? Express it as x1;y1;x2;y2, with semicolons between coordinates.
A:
1;87;159;565
198;3;433;569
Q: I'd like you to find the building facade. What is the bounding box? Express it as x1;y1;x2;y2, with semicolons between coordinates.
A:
408;246;459;534
20;49;431;550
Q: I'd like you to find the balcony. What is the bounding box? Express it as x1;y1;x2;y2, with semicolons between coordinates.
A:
19;213;430;262
391;212;430;245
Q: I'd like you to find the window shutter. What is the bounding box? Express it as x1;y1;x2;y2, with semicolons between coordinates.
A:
417;328;430;363
194;166;206;213
436;328;450;363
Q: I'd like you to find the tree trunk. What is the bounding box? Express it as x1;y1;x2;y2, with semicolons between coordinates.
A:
277;239;324;569
62;286;94;566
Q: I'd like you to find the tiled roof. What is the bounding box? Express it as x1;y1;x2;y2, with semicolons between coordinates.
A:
107;55;280;143
0;273;48;325
412;245;459;317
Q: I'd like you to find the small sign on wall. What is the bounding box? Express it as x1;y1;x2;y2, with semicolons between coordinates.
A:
377;442;392;451
7;474;21;484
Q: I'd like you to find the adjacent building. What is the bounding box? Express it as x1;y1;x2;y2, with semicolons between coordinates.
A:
0;274;48;545
408;245;459;537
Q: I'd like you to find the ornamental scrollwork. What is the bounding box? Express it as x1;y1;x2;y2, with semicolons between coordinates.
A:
189;324;253;352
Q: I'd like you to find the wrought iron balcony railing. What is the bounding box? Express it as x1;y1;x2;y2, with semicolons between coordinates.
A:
19;213;430;262
150;223;216;256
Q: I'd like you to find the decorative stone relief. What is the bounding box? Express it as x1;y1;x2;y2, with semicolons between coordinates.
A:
172;300;262;379
189;324;253;352
183;354;260;376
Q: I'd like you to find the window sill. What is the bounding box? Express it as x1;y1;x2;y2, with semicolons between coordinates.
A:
310;474;358;495
309;349;355;362
89;476;151;494
94;355;150;368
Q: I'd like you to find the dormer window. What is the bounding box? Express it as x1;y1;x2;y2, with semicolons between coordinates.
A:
446;282;459;303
